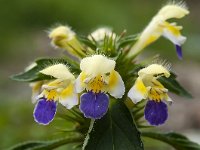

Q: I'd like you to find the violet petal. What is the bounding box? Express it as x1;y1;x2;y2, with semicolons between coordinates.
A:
175;45;183;59
80;91;109;119
33;98;57;125
144;100;168;126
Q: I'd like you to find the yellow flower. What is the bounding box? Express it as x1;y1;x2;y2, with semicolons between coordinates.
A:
128;2;189;59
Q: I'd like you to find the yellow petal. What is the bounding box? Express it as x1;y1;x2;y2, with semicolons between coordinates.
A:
86;75;106;93
40;89;59;101
59;84;78;109
128;77;148;104
162;22;186;45
128;77;148;103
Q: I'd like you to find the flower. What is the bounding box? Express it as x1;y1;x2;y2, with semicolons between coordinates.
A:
49;25;84;57
75;55;125;119
128;64;172;126
33;64;78;125
88;27;116;42
128;2;189;59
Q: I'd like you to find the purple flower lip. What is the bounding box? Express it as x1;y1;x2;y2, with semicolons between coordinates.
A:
33;98;57;125
79;91;109;119
144;100;168;126
175;45;183;60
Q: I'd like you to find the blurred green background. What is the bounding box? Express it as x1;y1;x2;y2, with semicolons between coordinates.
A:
0;0;200;149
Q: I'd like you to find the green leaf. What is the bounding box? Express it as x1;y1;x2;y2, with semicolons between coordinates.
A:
158;73;192;98
142;132;200;150
8;141;44;150
78;35;97;50
118;34;138;48
83;100;144;150
11;57;80;82
9;135;83;150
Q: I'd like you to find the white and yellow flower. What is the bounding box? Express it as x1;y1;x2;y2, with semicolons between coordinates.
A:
75;55;125;119
33;64;78;125
128;2;189;59
128;64;172;126
49;25;84;56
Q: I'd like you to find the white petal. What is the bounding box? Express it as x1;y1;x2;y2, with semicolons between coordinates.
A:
166;96;173;105
37;92;43;99
108;70;125;98
128;86;144;104
88;27;116;41
128;77;148;104
80;55;116;76
157;2;189;20
31;93;39;104
163;27;186;46
75;73;85;93
40;64;75;80
59;93;78;109
59;84;79;109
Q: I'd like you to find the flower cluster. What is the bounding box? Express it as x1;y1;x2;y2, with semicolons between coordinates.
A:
14;2;189;127
32;54;125;124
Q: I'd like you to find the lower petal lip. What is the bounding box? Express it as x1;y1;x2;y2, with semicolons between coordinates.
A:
79;91;109;119
33;98;57;125
144;100;168;126
175;45;183;59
